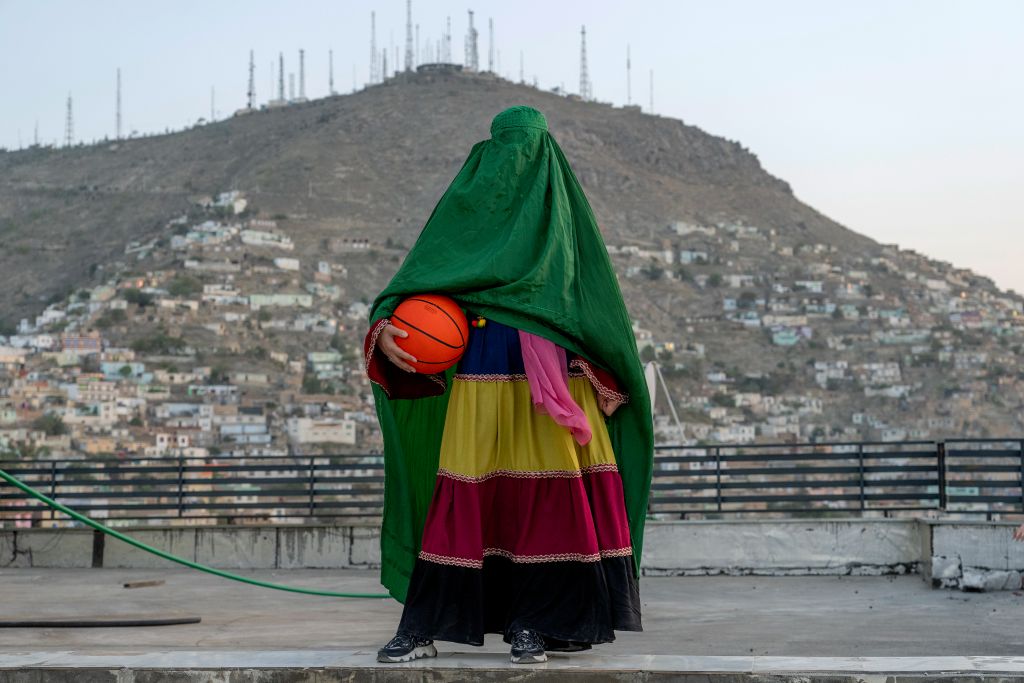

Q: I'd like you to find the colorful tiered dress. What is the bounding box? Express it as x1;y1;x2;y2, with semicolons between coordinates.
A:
362;104;654;650
373;319;641;646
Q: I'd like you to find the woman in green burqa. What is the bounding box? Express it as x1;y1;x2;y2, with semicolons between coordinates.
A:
363;106;653;664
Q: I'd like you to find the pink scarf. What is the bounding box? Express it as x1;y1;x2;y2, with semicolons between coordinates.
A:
518;330;592;446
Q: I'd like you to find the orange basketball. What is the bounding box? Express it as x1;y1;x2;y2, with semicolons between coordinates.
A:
390;294;469;374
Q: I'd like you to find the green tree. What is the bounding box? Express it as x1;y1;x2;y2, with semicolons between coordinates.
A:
124;289;153;307
639;345;656;362
257;309;273;322
712;392;734;408
302;374;323;394
168;276;203;297
737;291;757;309
33;414;66;437
708;272;723;287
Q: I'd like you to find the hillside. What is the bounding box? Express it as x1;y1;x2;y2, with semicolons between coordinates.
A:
0;68;1022;450
0;68;868;319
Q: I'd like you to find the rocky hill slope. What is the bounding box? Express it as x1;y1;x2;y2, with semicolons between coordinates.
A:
1;68;866;319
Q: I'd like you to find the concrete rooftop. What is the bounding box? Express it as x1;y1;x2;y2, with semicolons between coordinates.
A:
2;568;1023;657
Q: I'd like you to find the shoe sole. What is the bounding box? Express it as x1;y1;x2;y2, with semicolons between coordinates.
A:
511;652;548;664
376;644;437;663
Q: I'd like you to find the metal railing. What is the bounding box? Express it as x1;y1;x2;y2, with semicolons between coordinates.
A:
0;454;384;526
1;439;1022;526
648;439;1024;519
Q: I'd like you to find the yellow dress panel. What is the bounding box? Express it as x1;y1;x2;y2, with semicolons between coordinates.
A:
438;377;617;478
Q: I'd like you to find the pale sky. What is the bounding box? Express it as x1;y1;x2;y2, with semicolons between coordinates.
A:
1;1;1021;293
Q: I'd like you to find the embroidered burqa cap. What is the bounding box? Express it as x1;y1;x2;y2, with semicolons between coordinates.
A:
370;106;654;602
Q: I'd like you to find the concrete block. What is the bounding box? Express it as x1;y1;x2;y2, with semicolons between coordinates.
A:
349;526;381;567
931;555;962;580
641;520;920;574
961;567;1022;592
931;523;1024;572
104;528;197;568
1;529;93;568
195;527;277;569
278;526;350;569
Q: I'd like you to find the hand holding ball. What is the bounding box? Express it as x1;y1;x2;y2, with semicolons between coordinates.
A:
385;295;469;374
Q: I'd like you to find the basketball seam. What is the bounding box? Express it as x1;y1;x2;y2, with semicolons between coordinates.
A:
392;314;463;350
404;297;467;346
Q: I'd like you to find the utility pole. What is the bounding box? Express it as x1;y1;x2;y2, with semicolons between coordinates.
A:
116;68;122;139
488;18;494;72
247;50;256;109
404;0;413;72
579;26;591;101
64;94;73;147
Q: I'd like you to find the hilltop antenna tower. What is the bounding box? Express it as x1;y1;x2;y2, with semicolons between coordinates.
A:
579;26;591;101
464;11;478;70
211;86;215;121
404;0;413;71
116;68;122;139
329;50;335;95
64;94;73;147
442;17;451;63
34;120;39;146
299;49;306;99
416;25;420;69
278;53;285;100
519;50;523;83
488;18;494;72
370;12;378;83
247;51;256;109
626;45;631;106
289;73;295;100
650;69;654;114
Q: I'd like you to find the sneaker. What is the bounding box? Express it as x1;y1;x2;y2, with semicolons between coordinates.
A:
510;629;548;664
376;633;437;663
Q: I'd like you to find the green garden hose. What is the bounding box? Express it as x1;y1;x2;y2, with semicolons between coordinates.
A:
0;467;392;599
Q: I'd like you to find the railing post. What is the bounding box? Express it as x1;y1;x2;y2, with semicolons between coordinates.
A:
857;444;865;514
308;456;316;517
715;447;722;513
1018;440;1024;514
50;460;57;522
937;441;947;511
177;457;184;518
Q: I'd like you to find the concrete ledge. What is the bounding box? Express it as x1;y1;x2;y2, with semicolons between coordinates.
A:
4;651;1024;682
6;519;1024;591
642;519;921;576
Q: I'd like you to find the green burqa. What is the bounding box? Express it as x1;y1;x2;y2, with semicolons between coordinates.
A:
369;106;653;603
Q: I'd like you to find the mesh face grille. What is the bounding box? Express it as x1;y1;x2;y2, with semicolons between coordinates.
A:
495;128;529;147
